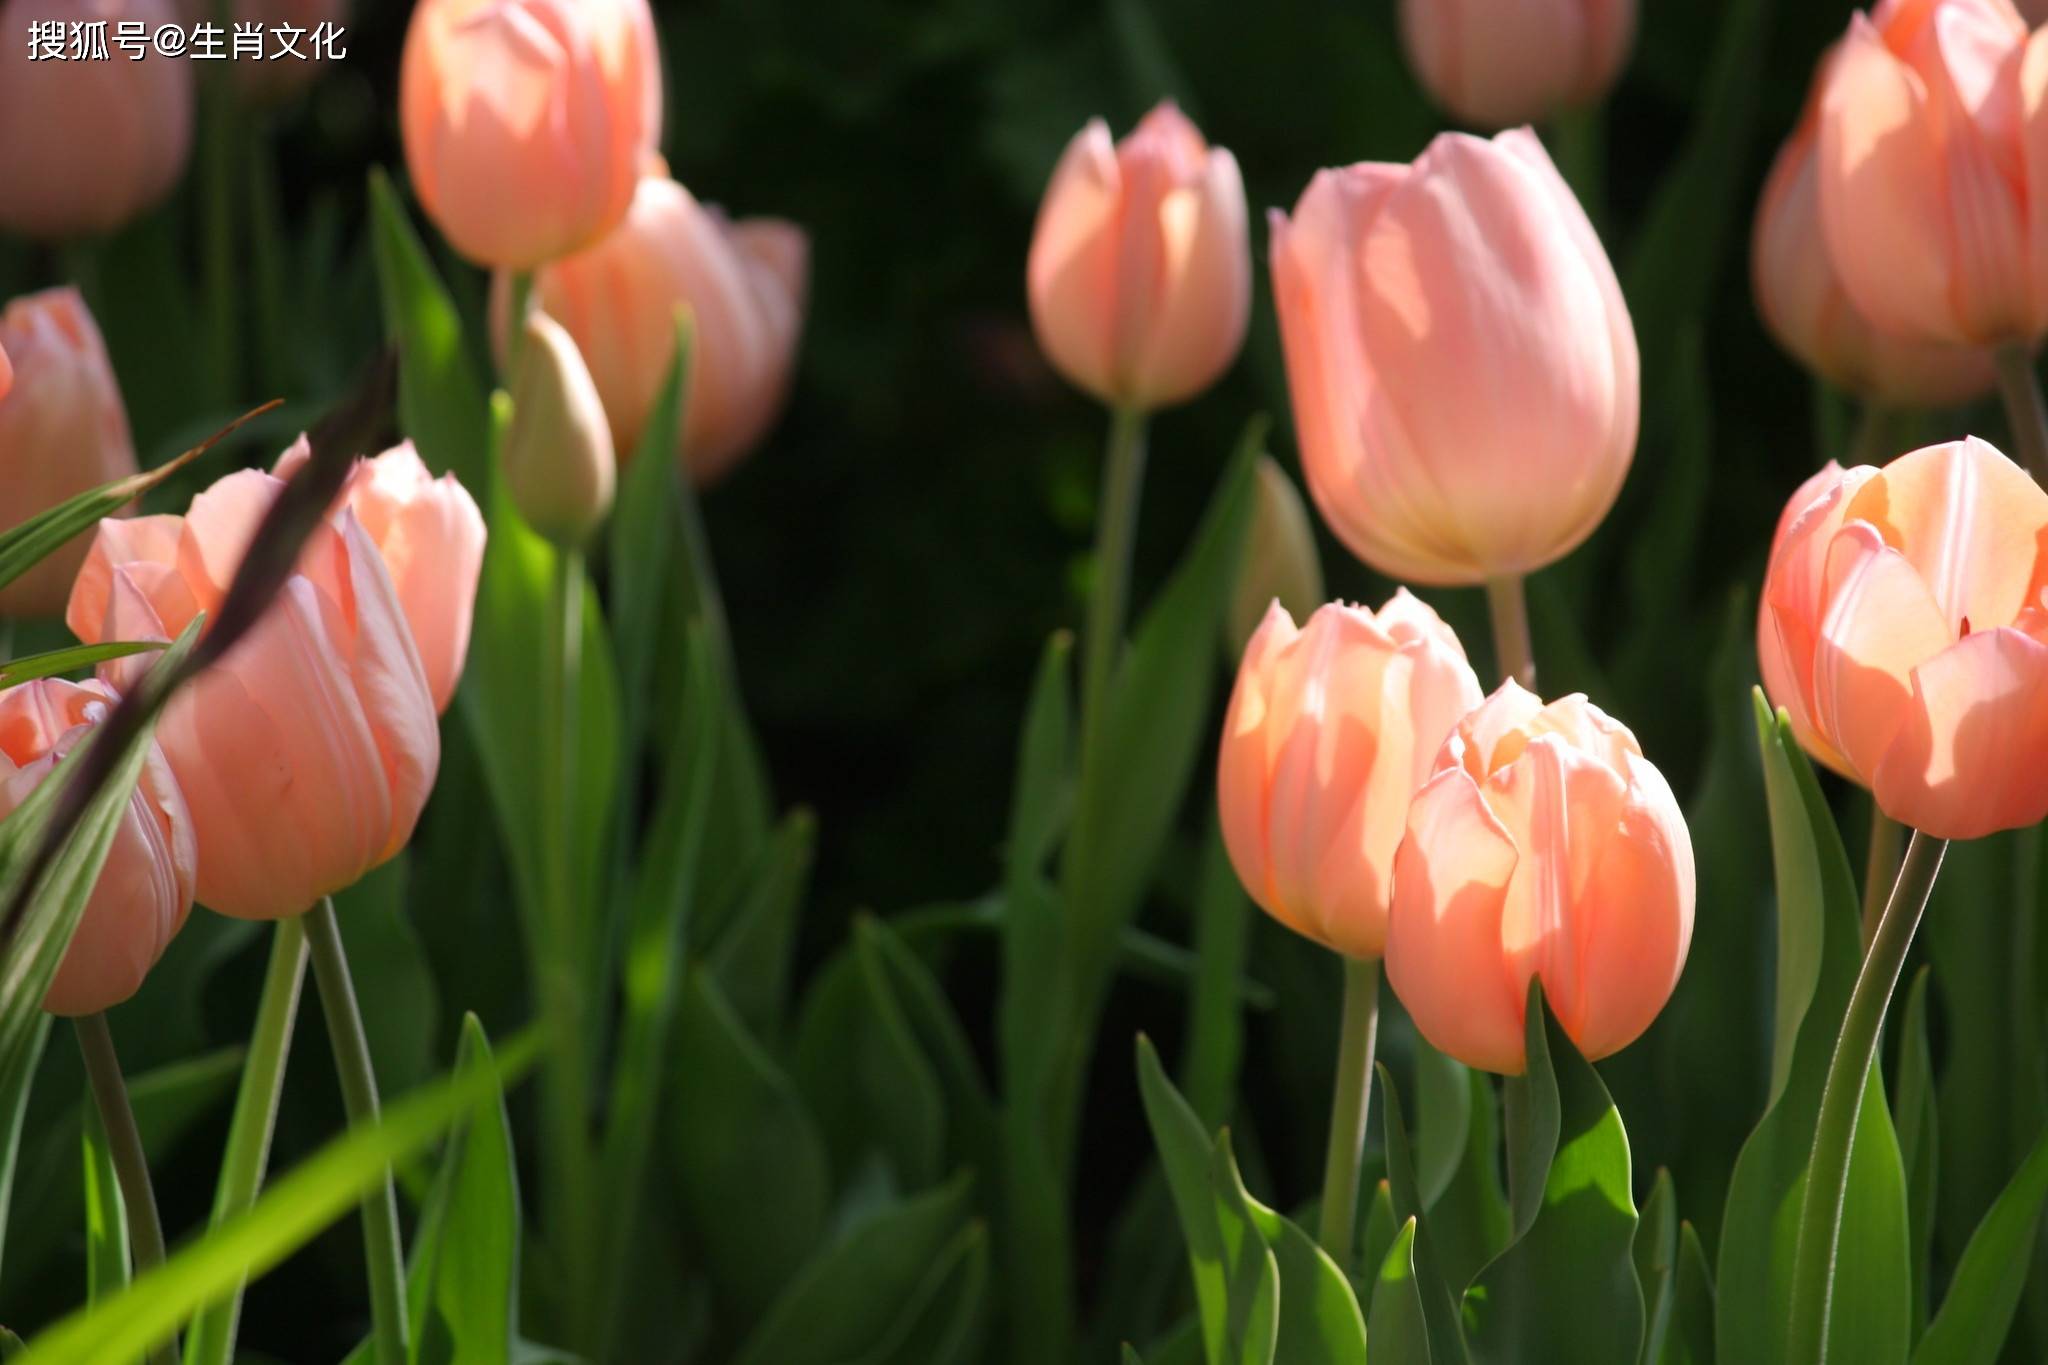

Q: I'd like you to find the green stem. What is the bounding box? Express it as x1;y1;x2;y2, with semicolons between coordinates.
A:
185;918;308;1365
1845;402;1895;470
1548;105;1604;225
306;899;407;1365
73;1013;176;1365
1485;575;1537;690
502;271;535;381
1317;957;1381;1264
1078;407;1149;763
1786;829;1948;1364
1859;804;1904;951
1994;344;2048;485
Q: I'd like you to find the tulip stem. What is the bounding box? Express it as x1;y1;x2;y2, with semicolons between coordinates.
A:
1994;344;2048;485
185;917;308;1365
1785;828;1947;1365
1485;574;1537;690
1080;406;1149;762
503;271;535;379
1845;402;1895;470
1317;956;1381;1265
1859;804;1904;951
73;1013;176;1365
305;899;407;1365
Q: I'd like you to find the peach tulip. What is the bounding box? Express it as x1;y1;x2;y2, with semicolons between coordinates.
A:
1218;594;1483;961
401;0;663;270
1271;129;1638;586
273;439;486;713
0;289;138;618
1386;682;1694;1074
1755;50;1995;405
0;0;194;240
0;679;195;1016
1758;437;2048;840
1026;102;1250;411
1816;0;2048;347
510;172;808;484
0;342;11;404
67;470;441;919
1399;0;1636;130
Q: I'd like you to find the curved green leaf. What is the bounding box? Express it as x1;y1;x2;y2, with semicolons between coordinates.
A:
1913;1121;2048;1365
1217;1135;1367;1365
1894;966;1938;1340
1369;1218;1433;1365
1379;1064;1468;1365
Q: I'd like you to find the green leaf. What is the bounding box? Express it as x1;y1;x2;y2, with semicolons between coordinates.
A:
1359;1180;1396;1297
856;916;997;1175
1379;1063;1469;1365
608;313;692;759
1414;1040;1472;1212
0;643;160;689
672;968;830;1320
0;445;213;600
81;1100;130;1306
706;808;816;1039
842;1220;990;1365
1368;1218;1433;1365
1136;1034;1229;1364
1216;1134;1368;1365
1423;1068;1511;1297
332;856;440;1093
1662;1224;1715;1365
1466;985;1642;1365
1912;1121;2048;1365
1895;966;1938;1339
1182;815;1251;1131
0;1015;48;1280
1636;1169;1678;1365
729;1176;973;1365
20;1033;539;1365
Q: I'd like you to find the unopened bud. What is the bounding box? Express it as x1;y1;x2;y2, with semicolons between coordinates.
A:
1230;456;1324;656
503;310;616;547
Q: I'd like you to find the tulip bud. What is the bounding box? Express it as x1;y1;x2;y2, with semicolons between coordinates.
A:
0;0;195;239
0;288;140;618
1228;457;1324;655
1218;594;1482;961
1758;437;2048;840
0;679;194;1015
1753;51;1995;407
1026;102;1251;411
503;311;617;546
1399;0;1636;130
400;0;663;269
1271;129;1638;586
1817;0;2048;347
1386;682;1694;1074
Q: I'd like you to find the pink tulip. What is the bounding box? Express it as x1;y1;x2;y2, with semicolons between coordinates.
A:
1218;594;1483;961
1026;102;1250;411
0;0;194;239
1399;0;1636;130
1817;0;2048;346
510;172;808;485
401;0;663;270
0;679;194;1016
1386;681;1694;1074
273;439;486;713
66;470;441;919
0;289;138;618
1271;130;1638;586
1755;50;1996;405
1758;437;2048;839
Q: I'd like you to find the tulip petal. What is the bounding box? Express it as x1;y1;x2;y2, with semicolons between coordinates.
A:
1874;625;2048;838
1811;520;1957;782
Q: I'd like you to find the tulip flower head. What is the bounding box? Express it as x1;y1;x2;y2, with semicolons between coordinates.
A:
0;288;139;618
0;679;195;1016
1026;101;1251;412
0;0;195;239
401;0;663;269
1817;0;2048;347
503;310;617;547
1755;44;1995;406
1758;437;2048;840
1218;593;1483;961
512;172;808;485
1399;0;1637;130
1386;682;1694;1074
67;469;443;919
1271;129;1638;587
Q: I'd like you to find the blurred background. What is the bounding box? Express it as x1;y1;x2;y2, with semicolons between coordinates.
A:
7;0;2041;1357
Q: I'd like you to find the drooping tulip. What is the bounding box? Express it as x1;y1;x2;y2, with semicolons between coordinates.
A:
67;470;442;919
1754;45;1995;406
1816;0;2048;347
507;172;808;484
400;0;663;270
1218;594;1483;961
273;439;486;713
1386;682;1694;1074
1757;437;2048;840
1270;129;1638;587
502;310;616;546
1026;102;1250;412
0;0;194;239
0;679;195;1015
1399;0;1636;130
1228;456;1324;655
0;289;139;618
